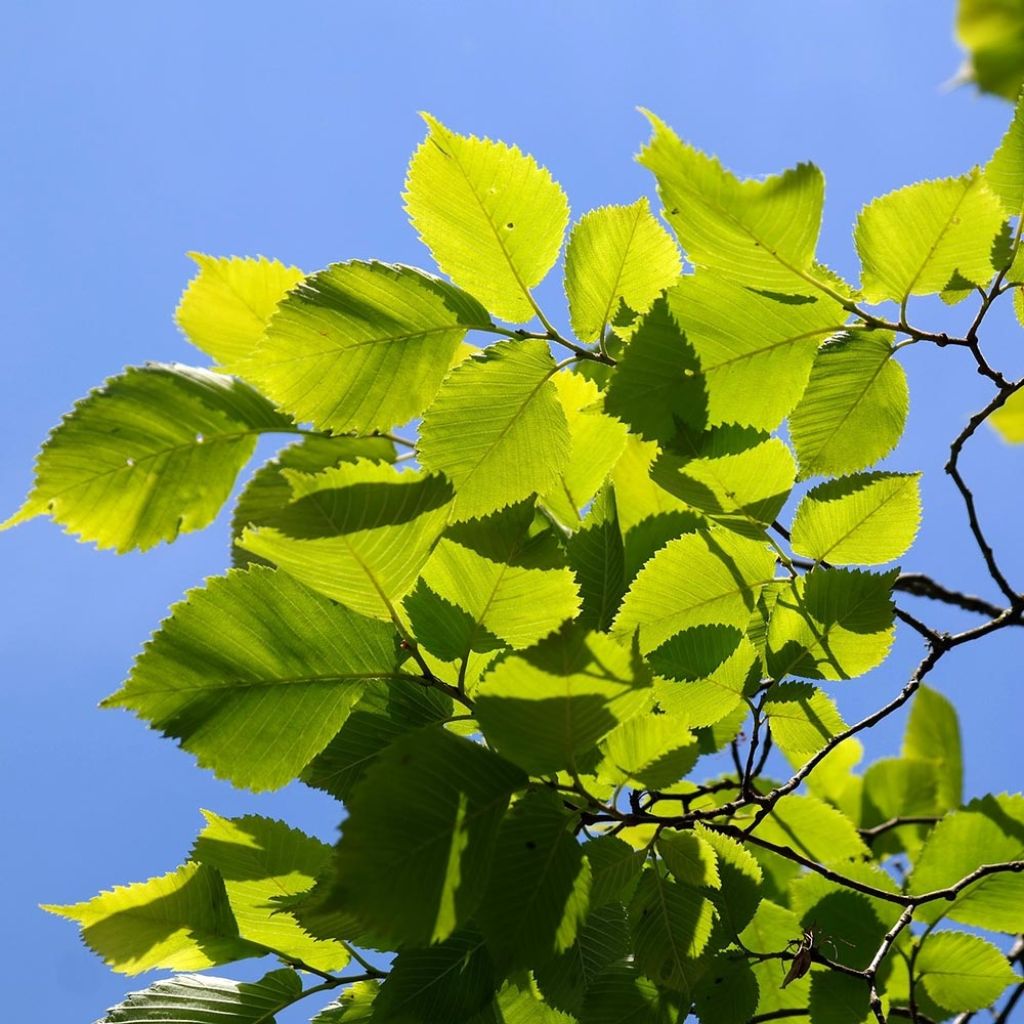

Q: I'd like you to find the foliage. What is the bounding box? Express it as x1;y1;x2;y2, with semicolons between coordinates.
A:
8;90;1024;1024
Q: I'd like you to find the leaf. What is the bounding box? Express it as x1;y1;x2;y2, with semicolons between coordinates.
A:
666;276;845;431
44;862;257;975
238;460;452;621
692;956;759;1024
652;427;796;537
658;831;721;889
809;970;872;1024
191;811;349;971
902;684;963;811
581;963;680;1024
741;901;810;1013
534;902;631;1015
3;364;291;553
789;331;908;480
698;826;764;940
405;114;569;323
861;757;939;855
97;969;303;1024
751;793;870;868
311;981;379;1023
763;682;848;762
474;627;652;775
175;253;304;367
790;472;921;565
372;928;497;1023
855;173;1004;304
916;932;1018;1013
476;978;578;1023
104;566;405;791
596;712;700;789
301;682;451;801
637;111;826;292
542;371;629;524
241;260;489;434
419;339;571;520
629;865;716;993
613;529;777;655
603;296;707;441
566;487;628;632
958;4;1024;100
478;789;592;969
788;880;890;971
990;387;1024;442
405;502;581;659
766;568;897;681
231;434;395;568
986;92;1024;213
565;199;681;341
910;793;1024;931
304;727;525;948
585;835;645;909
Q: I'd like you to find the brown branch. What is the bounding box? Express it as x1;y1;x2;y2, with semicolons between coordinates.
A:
866;907;916;1024
894;573;1008;619
859;817;940;842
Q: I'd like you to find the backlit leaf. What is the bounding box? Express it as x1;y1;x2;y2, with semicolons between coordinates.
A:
405;114;569;323
565;199;681;342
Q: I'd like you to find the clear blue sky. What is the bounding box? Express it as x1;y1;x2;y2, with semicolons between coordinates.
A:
2;2;1022;1019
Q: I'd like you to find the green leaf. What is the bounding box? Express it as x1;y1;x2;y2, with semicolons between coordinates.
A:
3;364;291;553
405;502;581;659
419;340;571;521
372;928;497;1023
104;566;405;791
231;434;395;568
789;332;907;480
565;199;681;342
534;902;631;1015
658;831;721;889
788;879;890;971
958;4;1024;100
766;568;897;681
44;862;257;975
238;459;452;621
542;371;629;524
637;111;826;292
475;978;578;1023
666;276;845;431
752;793;870;868
693;956;759;1024
902;685;963;811
809;970;872;1024
916;932;1018;1013
699;826;764;940
790;472;922;565
855;173;1004;304
986;92;1024;213
741;900;810;1012
301;682;451;801
311;981;380;1023
652;427;796;537
581;963;680;1024
629;865;716;993
474;627;652;775
405;114;569;323
243;260;489;434
613;529;776;655
596;712;699;789
478;789;592;969
990;386;1024;442
763;682;848;763
97;969;303;1024
603;296;707;441
861;757;939;855
585;835;645;909
191;811;349;971
566;487;628;632
305;727;525;948
910;793;1024;931
175;253;304;367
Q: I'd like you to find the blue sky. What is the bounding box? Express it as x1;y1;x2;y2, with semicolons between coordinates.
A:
2;1;1022;1019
